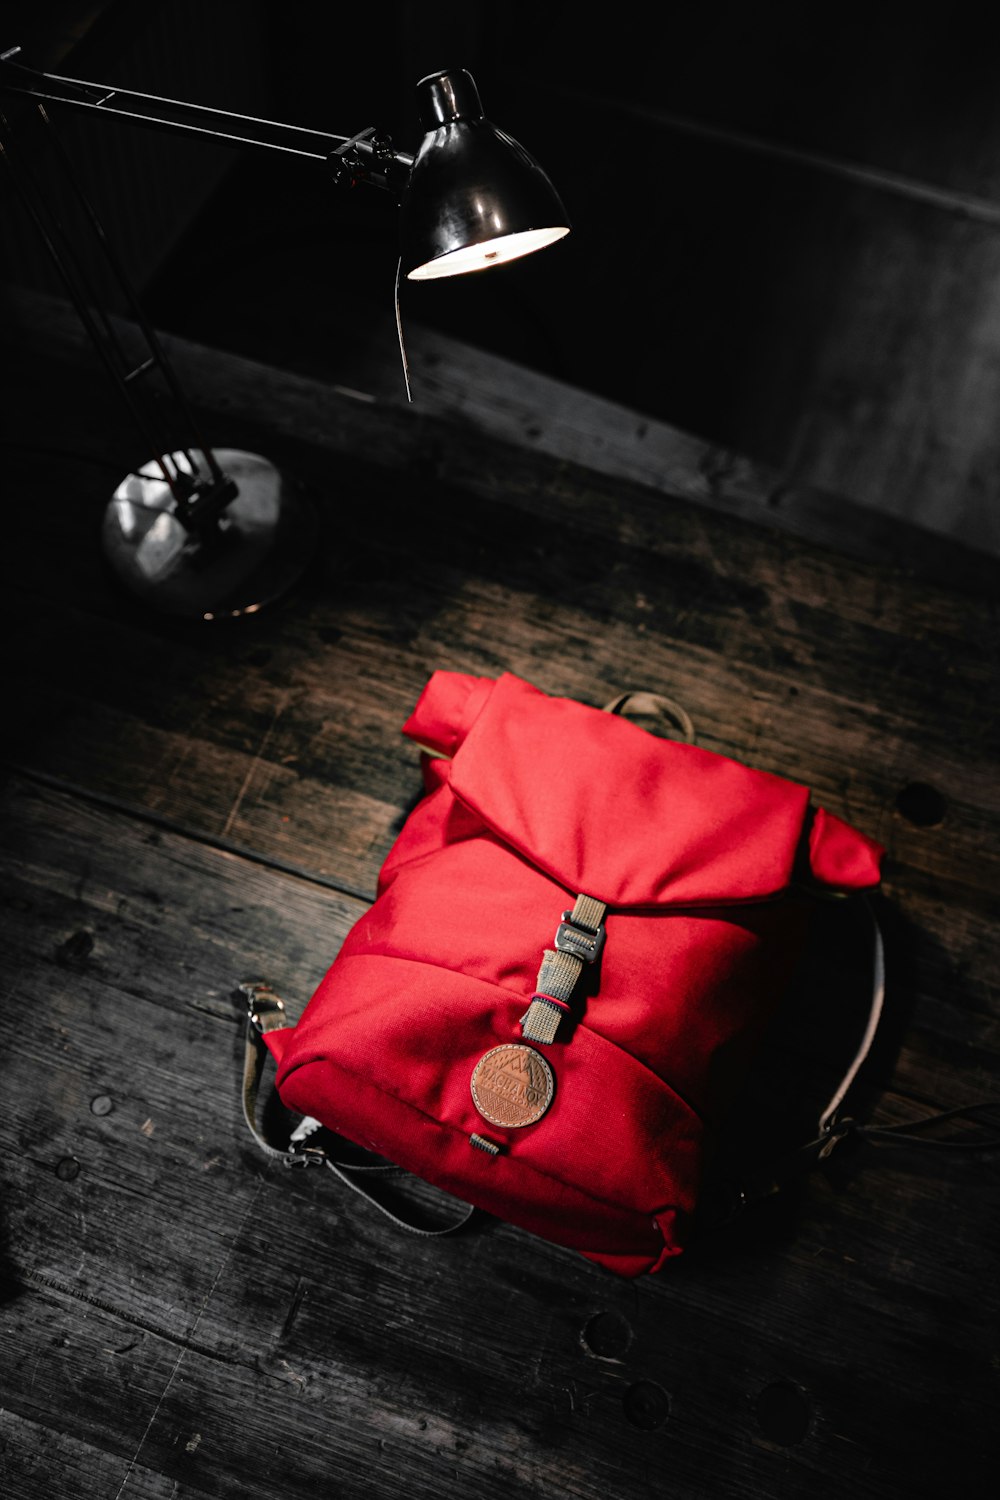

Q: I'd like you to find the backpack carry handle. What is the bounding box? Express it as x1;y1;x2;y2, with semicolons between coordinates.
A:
602;690;697;744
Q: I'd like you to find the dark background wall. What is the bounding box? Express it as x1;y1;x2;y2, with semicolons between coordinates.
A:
5;0;1000;556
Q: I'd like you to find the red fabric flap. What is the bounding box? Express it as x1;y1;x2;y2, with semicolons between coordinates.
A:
401;671;495;758
404;672;881;907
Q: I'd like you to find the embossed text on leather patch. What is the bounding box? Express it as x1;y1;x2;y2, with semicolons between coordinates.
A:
470;1043;554;1128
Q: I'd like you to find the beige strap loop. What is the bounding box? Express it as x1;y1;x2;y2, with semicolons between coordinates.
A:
520;894;607;1044
602;690;696;745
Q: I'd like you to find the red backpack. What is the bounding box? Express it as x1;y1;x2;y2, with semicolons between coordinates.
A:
248;671;883;1276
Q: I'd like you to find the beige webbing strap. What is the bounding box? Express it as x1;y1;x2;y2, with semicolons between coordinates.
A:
520;894;607;1044
818;897;886;1135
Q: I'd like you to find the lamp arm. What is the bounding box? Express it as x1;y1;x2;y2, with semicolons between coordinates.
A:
0;47;413;191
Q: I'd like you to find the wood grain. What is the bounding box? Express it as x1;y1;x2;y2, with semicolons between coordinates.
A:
0;303;997;1499
2;784;996;1500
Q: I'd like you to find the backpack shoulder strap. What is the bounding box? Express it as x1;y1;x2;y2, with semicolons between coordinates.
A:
238;983;476;1238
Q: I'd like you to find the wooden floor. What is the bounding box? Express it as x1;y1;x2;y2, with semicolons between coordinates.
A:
1;292;998;1499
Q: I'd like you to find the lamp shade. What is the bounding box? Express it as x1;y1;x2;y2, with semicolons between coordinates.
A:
400;69;570;281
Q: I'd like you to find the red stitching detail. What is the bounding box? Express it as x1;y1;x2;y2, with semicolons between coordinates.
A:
533;992;572;1013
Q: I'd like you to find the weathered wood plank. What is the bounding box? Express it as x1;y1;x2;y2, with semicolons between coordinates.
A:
1;779;997;1499
1;303;998;1500
5;286;999;593
1;1416;208;1500
2;337;997;915
4;563;997;923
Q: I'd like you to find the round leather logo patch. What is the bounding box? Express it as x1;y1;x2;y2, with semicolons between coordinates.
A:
470;1044;554;1128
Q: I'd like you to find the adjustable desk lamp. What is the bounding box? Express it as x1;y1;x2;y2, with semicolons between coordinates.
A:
0;50;569;617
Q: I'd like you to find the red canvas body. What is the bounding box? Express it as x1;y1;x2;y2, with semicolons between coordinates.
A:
265;672;883;1276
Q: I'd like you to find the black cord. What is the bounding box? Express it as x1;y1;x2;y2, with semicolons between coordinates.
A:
857;1101;1000;1152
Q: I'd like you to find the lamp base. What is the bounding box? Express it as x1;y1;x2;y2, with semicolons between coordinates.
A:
102;449;317;619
